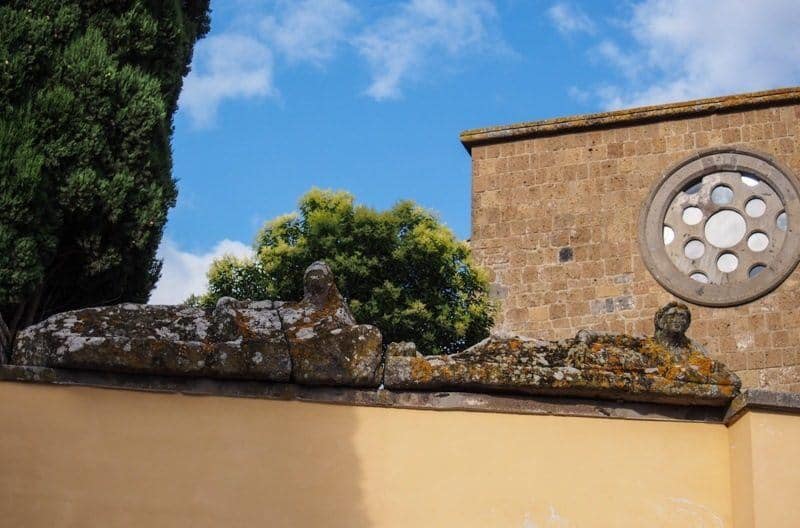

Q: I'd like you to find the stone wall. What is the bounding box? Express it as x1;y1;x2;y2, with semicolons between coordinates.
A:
466;88;800;392
3;380;800;527
0;382;738;527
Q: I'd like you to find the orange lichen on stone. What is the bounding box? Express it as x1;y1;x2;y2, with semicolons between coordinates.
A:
11;261;383;387
384;303;741;406
410;357;435;383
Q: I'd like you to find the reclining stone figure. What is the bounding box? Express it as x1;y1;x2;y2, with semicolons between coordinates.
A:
383;301;740;405
12;261;383;387
11;259;739;405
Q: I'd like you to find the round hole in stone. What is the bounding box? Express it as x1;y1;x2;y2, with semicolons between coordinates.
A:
684;239;705;259
663;225;675;245
683;179;703;195
682;207;703;225
749;264;767;278
690;272;709;283
747;232;769;252
711;185;734;205
704;210;746;248
777;211;788;231
717;252;739;273
741;173;760;187
745;198;766;218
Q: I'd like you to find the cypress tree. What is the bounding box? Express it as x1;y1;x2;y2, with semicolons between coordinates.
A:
0;1;210;357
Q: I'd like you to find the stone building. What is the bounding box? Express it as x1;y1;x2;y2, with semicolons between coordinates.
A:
462;87;800;392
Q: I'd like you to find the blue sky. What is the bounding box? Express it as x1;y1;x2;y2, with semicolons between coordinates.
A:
151;0;800;303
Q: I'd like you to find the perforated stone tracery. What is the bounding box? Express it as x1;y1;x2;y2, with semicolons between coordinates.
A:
640;149;800;306
662;171;786;284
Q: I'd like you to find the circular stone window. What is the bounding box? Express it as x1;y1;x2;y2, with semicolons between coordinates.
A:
639;149;800;306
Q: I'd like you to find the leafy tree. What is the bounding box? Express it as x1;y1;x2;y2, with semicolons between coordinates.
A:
200;189;495;355
0;1;210;356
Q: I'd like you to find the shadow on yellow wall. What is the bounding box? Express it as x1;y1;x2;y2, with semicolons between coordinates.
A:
0;383;371;527
8;382;800;526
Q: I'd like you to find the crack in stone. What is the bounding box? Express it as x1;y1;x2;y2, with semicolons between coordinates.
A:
274;303;295;384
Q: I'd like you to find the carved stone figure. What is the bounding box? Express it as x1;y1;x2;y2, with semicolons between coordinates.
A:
11;282;740;405
383;302;741;406
12;261;383;386
278;261;383;386
654;301;692;354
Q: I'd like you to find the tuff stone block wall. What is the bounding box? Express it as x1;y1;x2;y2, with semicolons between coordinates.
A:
465;88;800;392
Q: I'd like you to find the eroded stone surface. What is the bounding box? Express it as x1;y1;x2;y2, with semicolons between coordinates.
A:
12;277;738;405
12;261;383;385
13;300;291;381
279;261;383;386
384;303;741;406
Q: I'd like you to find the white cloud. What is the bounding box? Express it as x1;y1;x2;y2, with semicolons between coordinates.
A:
547;2;595;35
149;238;254;305
261;0;358;66
586;0;800;109
179;1;507;122
593;40;640;80
179;34;275;128
180;1;356;126
354;0;500;100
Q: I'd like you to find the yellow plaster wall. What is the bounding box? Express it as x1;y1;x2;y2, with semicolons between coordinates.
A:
0;382;734;527
729;411;800;527
728;412;756;527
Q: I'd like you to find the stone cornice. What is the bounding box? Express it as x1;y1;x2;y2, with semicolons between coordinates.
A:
0;365;726;424
724;389;800;425
459;87;800;150
2;365;795;425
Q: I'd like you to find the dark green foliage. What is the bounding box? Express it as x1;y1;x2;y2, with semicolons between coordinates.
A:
0;0;209;351
201;189;495;355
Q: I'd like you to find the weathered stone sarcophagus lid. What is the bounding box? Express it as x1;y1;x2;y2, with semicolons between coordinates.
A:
10;263;740;406
385;303;740;406
12;261;383;387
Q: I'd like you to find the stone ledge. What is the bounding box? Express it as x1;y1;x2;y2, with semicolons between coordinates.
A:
5;366;796;424
0;365;726;424
724;388;800;425
459;87;800;149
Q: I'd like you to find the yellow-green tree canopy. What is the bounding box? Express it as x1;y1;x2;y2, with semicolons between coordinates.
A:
201;189;495;355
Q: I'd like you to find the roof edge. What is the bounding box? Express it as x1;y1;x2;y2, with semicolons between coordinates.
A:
460;87;800;150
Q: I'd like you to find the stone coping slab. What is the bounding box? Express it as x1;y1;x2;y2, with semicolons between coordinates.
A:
459;87;800;149
2;366;793;425
0;364;728;424
724;389;800;425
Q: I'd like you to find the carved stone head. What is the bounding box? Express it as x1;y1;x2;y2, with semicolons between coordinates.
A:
303;261;337;306
654;302;691;349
